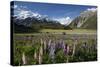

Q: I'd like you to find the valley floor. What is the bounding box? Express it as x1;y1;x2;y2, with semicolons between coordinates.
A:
12;29;97;66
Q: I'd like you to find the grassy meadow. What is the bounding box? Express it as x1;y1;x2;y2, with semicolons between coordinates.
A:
13;29;97;66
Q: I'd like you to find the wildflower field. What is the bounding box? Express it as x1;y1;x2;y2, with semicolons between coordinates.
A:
13;30;97;66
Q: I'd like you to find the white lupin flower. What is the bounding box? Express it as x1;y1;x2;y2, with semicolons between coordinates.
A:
72;39;78;56
48;39;51;47
49;41;55;63
67;45;70;54
39;41;43;64
62;40;65;51
43;40;47;51
22;52;27;65
40;38;43;45
38;52;42;64
47;39;51;52
34;51;37;60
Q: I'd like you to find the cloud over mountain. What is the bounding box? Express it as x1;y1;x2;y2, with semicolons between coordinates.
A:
87;8;97;12
12;5;42;19
53;17;72;25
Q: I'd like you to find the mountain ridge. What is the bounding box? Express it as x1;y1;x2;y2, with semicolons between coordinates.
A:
68;10;97;29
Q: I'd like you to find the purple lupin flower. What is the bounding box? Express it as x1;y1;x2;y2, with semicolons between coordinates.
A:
64;44;67;55
57;39;63;49
64;44;70;55
55;41;59;51
56;41;59;49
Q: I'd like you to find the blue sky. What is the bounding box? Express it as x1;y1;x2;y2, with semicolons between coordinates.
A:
12;1;97;25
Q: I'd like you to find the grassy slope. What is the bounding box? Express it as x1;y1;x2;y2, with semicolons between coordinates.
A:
81;14;97;29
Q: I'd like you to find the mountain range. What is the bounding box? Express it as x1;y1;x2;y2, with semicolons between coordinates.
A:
11;9;97;33
12;14;71;33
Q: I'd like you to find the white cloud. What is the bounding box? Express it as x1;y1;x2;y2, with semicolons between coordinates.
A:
14;5;27;9
20;5;27;9
87;8;97;12
80;7;97;18
17;10;30;19
11;5;18;9
53;17;72;25
14;5;18;9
